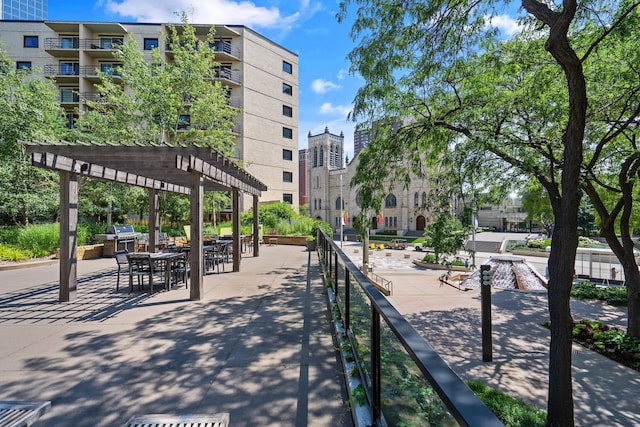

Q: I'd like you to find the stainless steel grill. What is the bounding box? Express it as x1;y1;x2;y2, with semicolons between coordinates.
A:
95;224;140;254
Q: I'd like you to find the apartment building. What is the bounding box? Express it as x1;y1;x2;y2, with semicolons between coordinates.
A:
0;20;299;211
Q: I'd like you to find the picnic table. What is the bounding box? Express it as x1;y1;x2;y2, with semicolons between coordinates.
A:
0;400;50;427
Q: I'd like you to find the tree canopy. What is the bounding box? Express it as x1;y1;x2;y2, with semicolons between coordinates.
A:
338;0;640;424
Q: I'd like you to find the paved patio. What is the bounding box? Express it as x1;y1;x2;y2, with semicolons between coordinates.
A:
0;245;353;427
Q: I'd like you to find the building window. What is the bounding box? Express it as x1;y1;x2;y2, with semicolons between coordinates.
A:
283;171;293;183
59;61;79;76
23;36;38;48
16;61;32;70
422;192;427;206
414;193;419;206
282;105;293;117
314;199;317;210
282;60;293;74
319;199;322;209
282;127;293;139
283;193;293;204
144;38;159;50
384;217;389;227
178;114;191;130
282;83;293;96
385;193;397;208
60;87;79;102
319;147;324;166
394;217;398;227
313;147;318;167
60;36;79;49
283;149;293;161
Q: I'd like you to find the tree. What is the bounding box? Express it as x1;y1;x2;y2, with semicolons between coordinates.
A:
338;0;639;424
0;46;66;225
73;17;237;154
422;213;468;264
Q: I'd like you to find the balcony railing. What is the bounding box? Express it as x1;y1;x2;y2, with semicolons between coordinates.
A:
212;40;240;58
44;64;79;77
214;68;241;84
81;38;124;50
45;37;80;50
317;231;502;427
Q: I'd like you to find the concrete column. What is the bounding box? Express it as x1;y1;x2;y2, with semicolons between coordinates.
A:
59;171;78;302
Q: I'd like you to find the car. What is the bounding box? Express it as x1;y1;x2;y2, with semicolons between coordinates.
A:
385;239;407;250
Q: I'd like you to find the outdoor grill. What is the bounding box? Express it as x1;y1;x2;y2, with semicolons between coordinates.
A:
95;224;140;256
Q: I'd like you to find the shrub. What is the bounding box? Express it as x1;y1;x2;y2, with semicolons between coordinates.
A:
527;238;550;249
422;254;437;263
571;282;627;306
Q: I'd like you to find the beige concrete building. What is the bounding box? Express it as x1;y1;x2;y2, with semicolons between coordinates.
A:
308;127;449;236
0;20;299;211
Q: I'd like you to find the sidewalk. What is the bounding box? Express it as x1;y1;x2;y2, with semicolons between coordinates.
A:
340;241;640;426
0;246;353;427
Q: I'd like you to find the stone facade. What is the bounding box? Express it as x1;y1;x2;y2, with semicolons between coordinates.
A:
0;20;299;212
307;127;452;236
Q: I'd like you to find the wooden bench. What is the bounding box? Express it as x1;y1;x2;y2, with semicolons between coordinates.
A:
123;413;229;427
0;400;51;427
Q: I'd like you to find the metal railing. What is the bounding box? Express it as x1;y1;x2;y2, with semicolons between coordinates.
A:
317;231;503;427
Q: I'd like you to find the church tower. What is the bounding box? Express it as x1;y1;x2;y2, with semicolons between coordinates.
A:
307;127;344;221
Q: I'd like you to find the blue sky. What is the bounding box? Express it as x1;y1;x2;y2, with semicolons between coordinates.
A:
46;0;521;159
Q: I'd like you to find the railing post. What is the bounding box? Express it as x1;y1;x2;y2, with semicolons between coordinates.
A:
371;307;381;425
345;270;350;330
334;250;339;292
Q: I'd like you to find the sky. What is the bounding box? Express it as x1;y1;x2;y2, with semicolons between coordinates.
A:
45;0;521;159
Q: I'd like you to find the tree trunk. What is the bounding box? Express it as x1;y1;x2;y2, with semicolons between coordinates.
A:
524;0;586;423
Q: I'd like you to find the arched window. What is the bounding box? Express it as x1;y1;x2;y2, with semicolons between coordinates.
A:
414;193;419;206
356;192;363;207
319;199;322;209
335;197;343;210
319;147;324;166
385;193;397;208
422;192;427;206
314;199;317;210
329;145;334;166
313;147;318;167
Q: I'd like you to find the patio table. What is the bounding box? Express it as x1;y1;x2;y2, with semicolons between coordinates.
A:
127;252;183;293
0;400;50;427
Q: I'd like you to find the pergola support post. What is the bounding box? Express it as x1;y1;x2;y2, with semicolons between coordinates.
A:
232;188;241;272
252;195;259;257
190;170;204;300
59;171;78;302
148;189;160;253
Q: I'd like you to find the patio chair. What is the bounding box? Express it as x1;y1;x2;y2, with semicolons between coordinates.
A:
123;412;229;427
127;253;164;292
0;400;51;427
114;250;129;291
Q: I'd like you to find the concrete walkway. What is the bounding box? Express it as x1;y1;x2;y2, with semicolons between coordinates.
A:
0;245;353;427
340;241;640;426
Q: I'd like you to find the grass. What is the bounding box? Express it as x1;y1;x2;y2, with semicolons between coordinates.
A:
467;380;547;427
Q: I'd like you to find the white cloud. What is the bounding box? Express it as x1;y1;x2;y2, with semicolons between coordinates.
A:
485;14;522;37
104;0;300;28
319;102;352;117
336;69;347;81
311;78;341;94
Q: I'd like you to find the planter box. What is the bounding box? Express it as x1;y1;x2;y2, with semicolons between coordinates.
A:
412;259;470;272
263;235;308;246
55;244;104;260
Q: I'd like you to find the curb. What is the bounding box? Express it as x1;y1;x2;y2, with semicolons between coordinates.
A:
0;259;58;271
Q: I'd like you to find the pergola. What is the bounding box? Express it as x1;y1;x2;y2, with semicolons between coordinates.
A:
21;140;267;302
